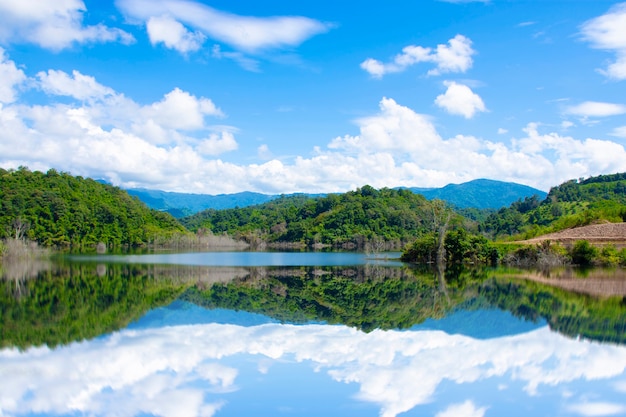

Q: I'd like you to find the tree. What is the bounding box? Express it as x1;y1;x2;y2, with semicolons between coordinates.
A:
11;217;30;240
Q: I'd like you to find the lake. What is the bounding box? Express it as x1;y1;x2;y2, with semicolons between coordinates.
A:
2;251;626;417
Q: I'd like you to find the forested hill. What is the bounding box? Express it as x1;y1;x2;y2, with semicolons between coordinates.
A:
0;167;185;247
481;173;626;239
181;185;452;248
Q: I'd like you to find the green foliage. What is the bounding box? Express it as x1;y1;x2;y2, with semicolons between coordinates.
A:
182;186;451;248
0;263;187;349
400;232;438;263
0;167;186;247
401;229;498;265
596;245;626;266
569;240;598;266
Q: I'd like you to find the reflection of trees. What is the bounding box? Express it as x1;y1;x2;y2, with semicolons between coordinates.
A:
4;258;626;350
0;263;248;349
478;275;626;345
183;266;460;332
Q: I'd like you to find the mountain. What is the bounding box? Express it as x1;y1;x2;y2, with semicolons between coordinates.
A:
130;179;545;217
126;189;276;218
408;179;546;209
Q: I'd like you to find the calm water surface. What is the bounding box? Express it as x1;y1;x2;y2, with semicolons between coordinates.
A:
2;252;626;417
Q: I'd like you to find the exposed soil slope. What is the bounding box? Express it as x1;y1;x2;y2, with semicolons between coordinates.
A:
521;222;626;246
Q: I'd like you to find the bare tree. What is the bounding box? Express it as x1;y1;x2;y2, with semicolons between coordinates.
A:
430;200;451;265
11;217;30;240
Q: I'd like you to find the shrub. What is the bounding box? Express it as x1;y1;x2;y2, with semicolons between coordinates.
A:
570;240;597;266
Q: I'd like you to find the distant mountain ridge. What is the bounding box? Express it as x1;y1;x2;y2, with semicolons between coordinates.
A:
128;179;546;217
408;179;547;209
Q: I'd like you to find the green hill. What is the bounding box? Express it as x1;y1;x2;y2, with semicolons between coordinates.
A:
181;185;457;249
481;173;626;239
0;167;186;247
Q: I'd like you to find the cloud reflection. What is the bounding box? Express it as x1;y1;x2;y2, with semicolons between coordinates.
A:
2;322;626;417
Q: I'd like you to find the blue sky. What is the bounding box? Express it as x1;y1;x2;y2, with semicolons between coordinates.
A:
1;0;625;194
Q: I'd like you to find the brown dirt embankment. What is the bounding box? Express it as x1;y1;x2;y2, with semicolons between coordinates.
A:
519;222;626;247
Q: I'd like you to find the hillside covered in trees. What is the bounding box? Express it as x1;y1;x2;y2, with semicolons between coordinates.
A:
181;186;460;249
480;173;626;240
0;167;185;248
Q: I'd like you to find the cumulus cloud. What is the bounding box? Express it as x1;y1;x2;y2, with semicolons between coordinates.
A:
435;81;486;118
361;34;475;78
145;87;223;130
146;15;206;53
565;101;626;118
2;49;626;194
196;132;238;155
0;0;134;50
37;70;116;101
580;2;626;80
116;0;331;54
0;47;26;103
2;323;626;417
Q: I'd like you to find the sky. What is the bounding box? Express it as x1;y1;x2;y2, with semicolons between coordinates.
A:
1;0;626;194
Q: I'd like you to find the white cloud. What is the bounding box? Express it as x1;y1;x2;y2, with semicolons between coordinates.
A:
211;44;260;72
146;15;205;53
3;49;626;194
610;126;626;138
436;401;487;417
196;132;238;156
565;101;626;117
0;0;134;50
580;3;626;80
435;81;486;118
117;0;331;53
37;70;115;101
497;128;508;134
567;402;626;417
0;47;26;103
361;34;475;78
257;144;272;160
145;87;223;130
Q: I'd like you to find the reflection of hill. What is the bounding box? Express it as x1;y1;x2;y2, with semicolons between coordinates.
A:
1;264;195;349
478;274;626;345
183;265;626;344
182;266;453;332
3;261;626;349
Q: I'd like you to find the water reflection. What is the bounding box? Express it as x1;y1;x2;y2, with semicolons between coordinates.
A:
2;311;626;417
2;256;626;416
